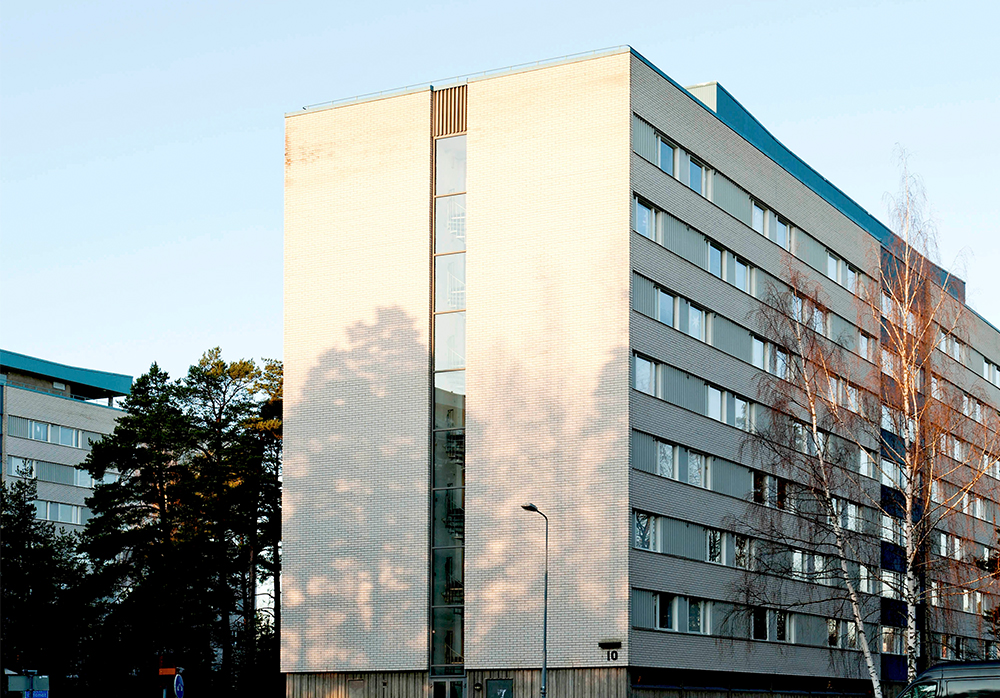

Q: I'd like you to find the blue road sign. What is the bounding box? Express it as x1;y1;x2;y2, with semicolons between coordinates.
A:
174;673;185;698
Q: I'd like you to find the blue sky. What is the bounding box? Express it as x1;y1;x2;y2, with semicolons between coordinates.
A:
2;0;998;380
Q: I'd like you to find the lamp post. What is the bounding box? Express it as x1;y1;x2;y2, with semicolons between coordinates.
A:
521;503;548;698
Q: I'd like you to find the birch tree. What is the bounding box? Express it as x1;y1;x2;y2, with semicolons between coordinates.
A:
738;158;1000;688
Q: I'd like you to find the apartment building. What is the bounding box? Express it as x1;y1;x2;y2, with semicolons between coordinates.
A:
2;350;131;530
282;47;1000;697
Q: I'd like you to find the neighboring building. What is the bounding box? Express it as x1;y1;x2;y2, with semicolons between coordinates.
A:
282;47;1000;696
1;350;131;531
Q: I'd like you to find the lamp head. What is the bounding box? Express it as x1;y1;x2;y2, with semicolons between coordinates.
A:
521;503;538;512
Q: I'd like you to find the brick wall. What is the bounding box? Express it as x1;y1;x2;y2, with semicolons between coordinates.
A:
283;90;433;673
463;50;633;669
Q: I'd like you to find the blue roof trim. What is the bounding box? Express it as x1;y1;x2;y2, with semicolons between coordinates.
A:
0;350;132;397
628;47;965;301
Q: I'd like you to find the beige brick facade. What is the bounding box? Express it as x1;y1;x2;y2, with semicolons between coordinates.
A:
283;90;434;673
463;52;632;669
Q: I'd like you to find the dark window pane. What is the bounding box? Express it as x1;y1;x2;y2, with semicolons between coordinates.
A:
433;489;465;547
436;136;467;195
435;195;467;253
752;608;768;639
658;595;673;629
433;430;465;489
430;606;464;667
435;312;466;370
434;371;465;429
432;548;464;605
436;253;466;311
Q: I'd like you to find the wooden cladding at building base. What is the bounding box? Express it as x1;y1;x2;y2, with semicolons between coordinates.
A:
433;85;467;137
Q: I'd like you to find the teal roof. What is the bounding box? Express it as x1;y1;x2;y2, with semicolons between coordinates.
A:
0;350;132;399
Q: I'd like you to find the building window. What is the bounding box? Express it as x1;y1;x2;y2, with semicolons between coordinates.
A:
752;608;768;640
688;453;708;489
709;244;723;278
634;511;659;551
657;137;675;176
827;253;840;282
734;535;753;569
775;219;789;250
656;441;675;479
827;619;841;648
881;570;902;600
635;199;655;240
687;305;706;341
859;449;876;478
435;135;467;195
734;258;749;293
634;355;655;396
689;160;704;196
859;565;875;595
775;611;793;642
656;593;676;630
688;599;708;633
706;529;724;564
657;289;674;326
883;626;904;655
752;203;765;235
752;337;765;370
707;387;723;422
734;397;750;431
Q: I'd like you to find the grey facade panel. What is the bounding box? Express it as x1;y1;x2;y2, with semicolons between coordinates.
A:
713;173;752;226
631;430;656;474
795;229;829;272
663;214;705;268
661;364;706;415
632;113;657;164
632;272;656;317
631;587;656;629
713;315;752;363
712;458;753;499
829;313;856;350
662;518;706;561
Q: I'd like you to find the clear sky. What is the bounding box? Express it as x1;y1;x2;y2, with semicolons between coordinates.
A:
2;0;998;381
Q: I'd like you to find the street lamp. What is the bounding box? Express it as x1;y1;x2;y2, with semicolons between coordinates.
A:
521;503;548;698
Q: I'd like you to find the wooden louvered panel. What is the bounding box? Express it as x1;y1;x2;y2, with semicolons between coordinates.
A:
433;85;467;137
